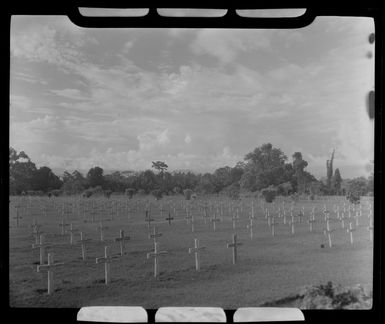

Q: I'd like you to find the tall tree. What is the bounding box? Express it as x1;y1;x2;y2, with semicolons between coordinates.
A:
86;166;105;188
9;147;37;194
332;168;342;195
326;149;335;191
292;152;309;194
244;143;287;172
151;161;168;175
32;166;62;192
240;143;288;191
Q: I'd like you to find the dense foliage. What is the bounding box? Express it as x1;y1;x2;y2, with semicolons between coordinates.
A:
9;144;374;198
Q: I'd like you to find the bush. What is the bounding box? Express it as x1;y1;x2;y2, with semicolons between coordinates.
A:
291;192;299;202
50;189;61;197
299;281;372;309
261;187;277;203
125;188;136;199
151;189;163;200
173;186;182;194
183;189;194;200
224;183;240;200
137;189;146;196
104;189;112;198
82;190;93;198
347;192;360;204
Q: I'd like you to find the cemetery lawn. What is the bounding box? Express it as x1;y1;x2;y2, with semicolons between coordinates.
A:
9;196;373;308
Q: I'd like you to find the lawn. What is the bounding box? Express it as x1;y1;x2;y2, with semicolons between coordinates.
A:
9;195;373;308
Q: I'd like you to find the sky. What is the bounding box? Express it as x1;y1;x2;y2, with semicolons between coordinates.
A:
10;13;375;179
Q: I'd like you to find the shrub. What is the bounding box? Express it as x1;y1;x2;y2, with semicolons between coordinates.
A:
173;186;182;194
104;189;113;198
183;189;194;200
82;190;93;198
261;187;277;203
137;189;146;196
50;189;61;197
291;192;299;202
224;183;240;200
125;188;136;199
347;192;360;204
299;281;372;309
151;189;163;200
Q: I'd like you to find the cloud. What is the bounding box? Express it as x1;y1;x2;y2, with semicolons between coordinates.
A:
10;17;375;178
190;29;271;64
184;134;191;144
50;88;90;100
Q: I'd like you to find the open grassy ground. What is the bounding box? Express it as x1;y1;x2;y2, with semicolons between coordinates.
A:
9;195;373;308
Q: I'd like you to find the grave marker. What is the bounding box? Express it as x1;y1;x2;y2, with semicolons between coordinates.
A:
77;232;91;260
67;223;79;245
232;213;238;230
324;219;333;248
367;218;373;242
308;214;316;232
188;238;206;271
289;215;296;235
147;242;168;278
271;217;279;237
347;222;356;245
227;234;243;264
165;212;174;226
96;246;112;285
148;226;162;244
210;215;220;232
97;221;109;242
115;230;130;256
32;234;50;265
145;211;154;230
246;217;254;239
37;252;64;294
59;219;70;236
13;206;22;228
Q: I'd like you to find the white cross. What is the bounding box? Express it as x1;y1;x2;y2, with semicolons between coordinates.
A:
115;229;130;256
346;222;356;245
59;219;70;236
97;221;109;242
147;242;168;277
145;211;154;230
246;217;254;240
227;234;243;264
210;215;220;231
67;223;79;245
13;205;22;228
77;231;91;260
37;252;64;294
96;246;112;285
271;217;279;237
188;238;206;271
32;234;50;265
324;219;333;248
148;226;162;244
367;218;373;242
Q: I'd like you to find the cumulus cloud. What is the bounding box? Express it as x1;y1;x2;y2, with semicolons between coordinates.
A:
191;29;271;64
10;16;375;178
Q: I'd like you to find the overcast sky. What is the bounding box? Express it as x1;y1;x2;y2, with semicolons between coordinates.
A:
10;14;374;179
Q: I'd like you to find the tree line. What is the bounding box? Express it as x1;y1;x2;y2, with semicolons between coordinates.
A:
9;144;373;200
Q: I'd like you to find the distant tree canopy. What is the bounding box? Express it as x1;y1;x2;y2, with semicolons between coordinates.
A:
86;166;104;188
9;147;62;195
9;145;374;197
240;143;293;192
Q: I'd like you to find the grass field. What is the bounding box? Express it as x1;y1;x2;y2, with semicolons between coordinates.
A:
9;195;373;308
